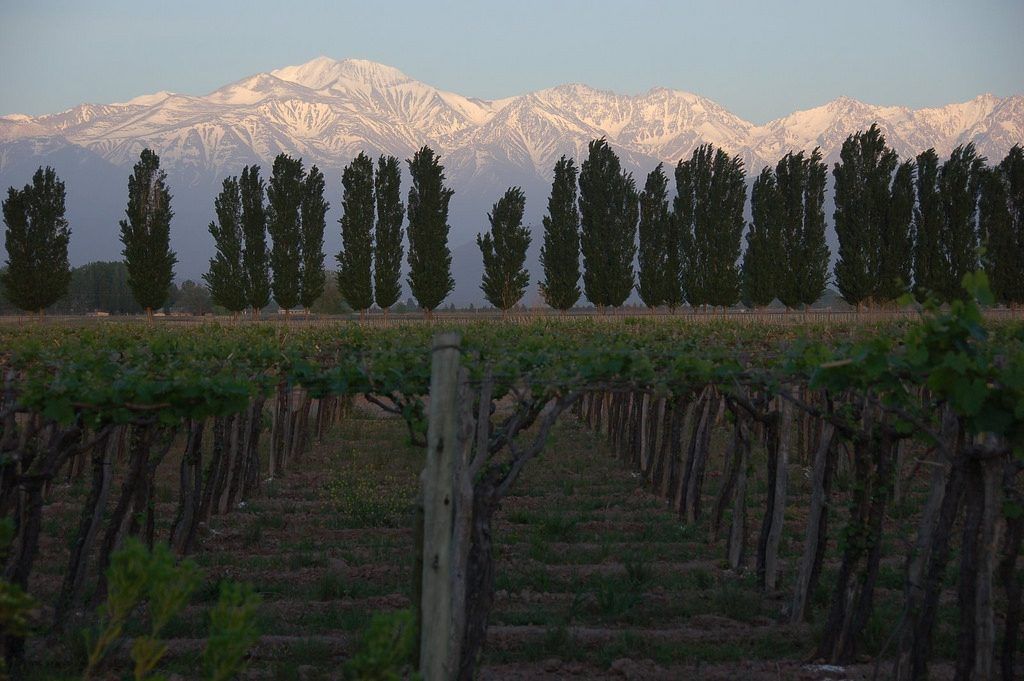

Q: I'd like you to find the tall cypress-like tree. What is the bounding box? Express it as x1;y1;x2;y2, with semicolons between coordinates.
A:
240;165;270;318
579;138;638;308
337;153;375;314
539;156;581;310
266;153;304;313
373;155;404;313
980;145;1024;305
119;149;176;316
742;167;782;307
1;166;72;315
204;176;247;314
913;148;943;302
775;149;829;308
299;165;328;312
833;125;897;308
936;143;985;301
878;160;916;301
406;146;455;314
637;164;675;308
675;144;746;308
477;187;531;311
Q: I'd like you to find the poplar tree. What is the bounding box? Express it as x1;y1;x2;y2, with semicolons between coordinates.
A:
878;160;915;301
477;186;531;311
833;125;897;307
579;138;638;308
204;176;247;314
775;149;829;308
406;146;454;314
266;153;304;313
539;156;581;310
373;155;404;313
299;165;329;312
337;153;375;314
675;144;745;308
240;165;270;318
913;149;943;302
742;167;781;307
936;143;985;301
119;149;176;317
1;166;72;315
637;164;674;308
980;145;1024;305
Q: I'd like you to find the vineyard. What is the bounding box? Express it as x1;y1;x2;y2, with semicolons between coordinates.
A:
0;275;1022;680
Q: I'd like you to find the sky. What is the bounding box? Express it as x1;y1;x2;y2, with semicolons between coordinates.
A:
1;0;1022;123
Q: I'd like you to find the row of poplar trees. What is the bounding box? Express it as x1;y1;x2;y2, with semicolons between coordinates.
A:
523;131;1024;311
211;145;457;318
0;149;181;318
205;153;329;318
331;146;455;318
528;137;790;311
828;127;1024;307
4;134;1024;315
475;138;753;312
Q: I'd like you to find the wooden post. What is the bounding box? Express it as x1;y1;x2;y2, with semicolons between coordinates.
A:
790;422;835;622
764;394;792;590
420;332;462;680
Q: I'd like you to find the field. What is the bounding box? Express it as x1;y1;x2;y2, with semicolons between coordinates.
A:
0;294;1021;680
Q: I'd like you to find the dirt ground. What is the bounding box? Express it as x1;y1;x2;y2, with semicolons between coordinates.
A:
24;402;966;680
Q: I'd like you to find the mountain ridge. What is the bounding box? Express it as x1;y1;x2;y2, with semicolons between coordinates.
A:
3;56;1020;176
1;56;1021;305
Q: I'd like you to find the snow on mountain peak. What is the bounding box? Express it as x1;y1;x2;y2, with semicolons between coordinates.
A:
0;57;1020;180
271;56;410;91
113;91;175;107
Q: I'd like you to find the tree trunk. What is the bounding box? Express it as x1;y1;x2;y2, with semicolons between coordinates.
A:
169;420;205;554
55;430;114;625
790;422;836;622
999;460;1023;681
762;396;792;591
727;419;750;570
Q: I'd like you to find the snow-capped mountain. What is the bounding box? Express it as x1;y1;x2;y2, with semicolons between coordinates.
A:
1;56;1021;304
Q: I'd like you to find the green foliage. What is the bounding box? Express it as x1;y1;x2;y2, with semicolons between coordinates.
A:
742;167;782;307
879;159;915;301
300;165;329;310
637;164;677;308
240;165;271;314
83;539;200;680
203;582;261;681
0;519;36;679
980;145;1024;304
833;125;898;306
337;153;376;312
343;610;419;681
119;149;177;313
267;153;305;312
406;146;455;312
539;156;581;310
1;166;72;313
373;155;405;311
675;143;746;308
579;138;638;307
777;148;830;308
176;280;213;316
204;176;248;313
477;186;531;310
913;148;943;303
936;143;986;301
310;271;352;315
46;261;141;314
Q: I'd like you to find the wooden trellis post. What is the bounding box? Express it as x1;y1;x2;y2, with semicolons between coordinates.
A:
418;332;462;680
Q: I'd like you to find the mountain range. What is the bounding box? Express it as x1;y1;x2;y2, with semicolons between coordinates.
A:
2;56;1022;305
